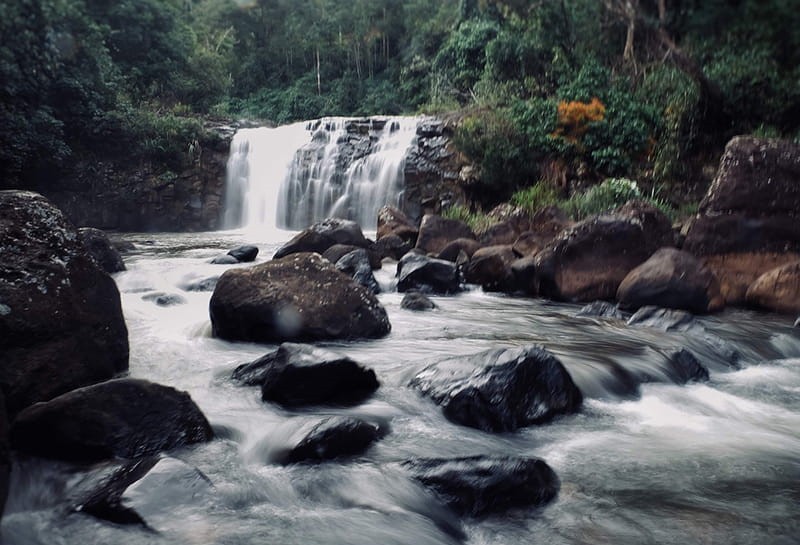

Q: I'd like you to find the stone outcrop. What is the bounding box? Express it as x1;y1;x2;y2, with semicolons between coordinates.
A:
534;200;674;302
410;345;582;432
684;137;800;305
617;247;724;314
0;191;129;417
210;252;390;343
745;260;800;314
404;456;559;517
10;378;213;463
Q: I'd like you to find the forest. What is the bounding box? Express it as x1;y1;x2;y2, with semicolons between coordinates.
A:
2;0;799;210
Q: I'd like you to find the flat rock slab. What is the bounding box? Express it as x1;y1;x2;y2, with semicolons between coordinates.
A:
410;345;582;432
10;378;213;463
404;456;559;517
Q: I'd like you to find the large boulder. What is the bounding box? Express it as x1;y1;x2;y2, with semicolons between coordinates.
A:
397;252;461;294
464;245;518;292
210;252;390;343
77;227;126;273
227;245;259;263
404;456;559;517
232;343;380;407
10;378;213;463
415;214;476;255
617;247;724;314
436;238;482;263
277;417;384;464
0;191;129;417
745;260;800;314
684;137;800;305
534;200;673;302
377;205;418;244
410;346;582;432
274;218;369;259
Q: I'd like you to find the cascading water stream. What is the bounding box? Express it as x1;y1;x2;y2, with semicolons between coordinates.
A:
224;117;419;233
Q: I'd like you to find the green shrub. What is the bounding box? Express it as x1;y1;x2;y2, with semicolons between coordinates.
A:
510;183;561;214
441;204;493;234
563;177;641;219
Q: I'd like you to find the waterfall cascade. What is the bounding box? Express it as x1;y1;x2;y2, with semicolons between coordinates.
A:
223;116;419;232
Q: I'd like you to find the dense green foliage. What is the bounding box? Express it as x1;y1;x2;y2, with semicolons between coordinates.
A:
2;0;798;204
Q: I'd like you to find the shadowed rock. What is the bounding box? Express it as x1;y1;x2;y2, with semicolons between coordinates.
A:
78;227;126;273
401;291;437;311
397;252;461;294
228;245;259;262
576;301;625;319
277;417;384;464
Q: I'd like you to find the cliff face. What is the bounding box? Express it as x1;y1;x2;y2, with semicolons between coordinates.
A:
36;123;235;232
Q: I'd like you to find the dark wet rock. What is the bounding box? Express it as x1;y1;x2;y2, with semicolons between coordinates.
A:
415;214;476;255
110;239;136;254
0;390;8;518
232;343;379;407
512;231;547;258
323;244;381;269
397;253;461;294
745;260;800;314
667;349;710;383
74;456;212;529
377;205;418;244
627;306;740;367
227;245;258;262
210;252;390;343
617;248;724;314
278;417;384;464
436;238;482;263
210;254;239;265
0;191;129;417
274;218;369;259
684;137;800;305
10;378;213;463
78;227;126;273
141;292;187;307
373;234;412;261
179;275;219;292
535;200;673;302
576;301;625;319
794;317;800;327
401;291;437;311
335;249;381;294
510;256;538;295
465;245;517;292
410;345;582;432
404;456;559;517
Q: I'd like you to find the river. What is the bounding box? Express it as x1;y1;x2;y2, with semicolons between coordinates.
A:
3;229;799;545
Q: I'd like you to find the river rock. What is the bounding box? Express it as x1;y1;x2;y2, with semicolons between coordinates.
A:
667;349;710;383
0;191;129;417
141;292;187;307
415;214;476;255
465;245;517;292
373;234;412;261
179;275;219;292
436;238;483;262
377;205;418;244
274;218;369;259
323;243;382;269
744;261;800;314
534;200;674;302
335;249;381;294
210;254;239;265
10;378;213;463
404;456;559;517
410;345;582;432
78;227;126;273
510;256;538;294
401;291;437;311
232;343;379;407
278;417;384;464
617;248;724;314
210;252;390;343
576;301;625;319
397;252;461;294
228;244;259;262
684;137;800;305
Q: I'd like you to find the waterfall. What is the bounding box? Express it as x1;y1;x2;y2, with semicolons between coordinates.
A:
223;116;419;232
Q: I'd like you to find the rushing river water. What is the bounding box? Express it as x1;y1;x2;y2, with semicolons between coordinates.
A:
3;230;799;545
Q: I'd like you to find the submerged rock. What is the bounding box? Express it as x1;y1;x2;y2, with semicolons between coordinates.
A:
277;417;384;464
10;378;213;463
0;191;129;417
227;244;259;262
410;345;582;432
232;343;379;408
576;301;625;319
141;292;187;307
210;252;390;343
401;291;437;311
404;456;559;517
397;253;461;294
210;254;239;265
78;227;126;273
274;218;369;259
667;349;710;383
179;275;219;292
